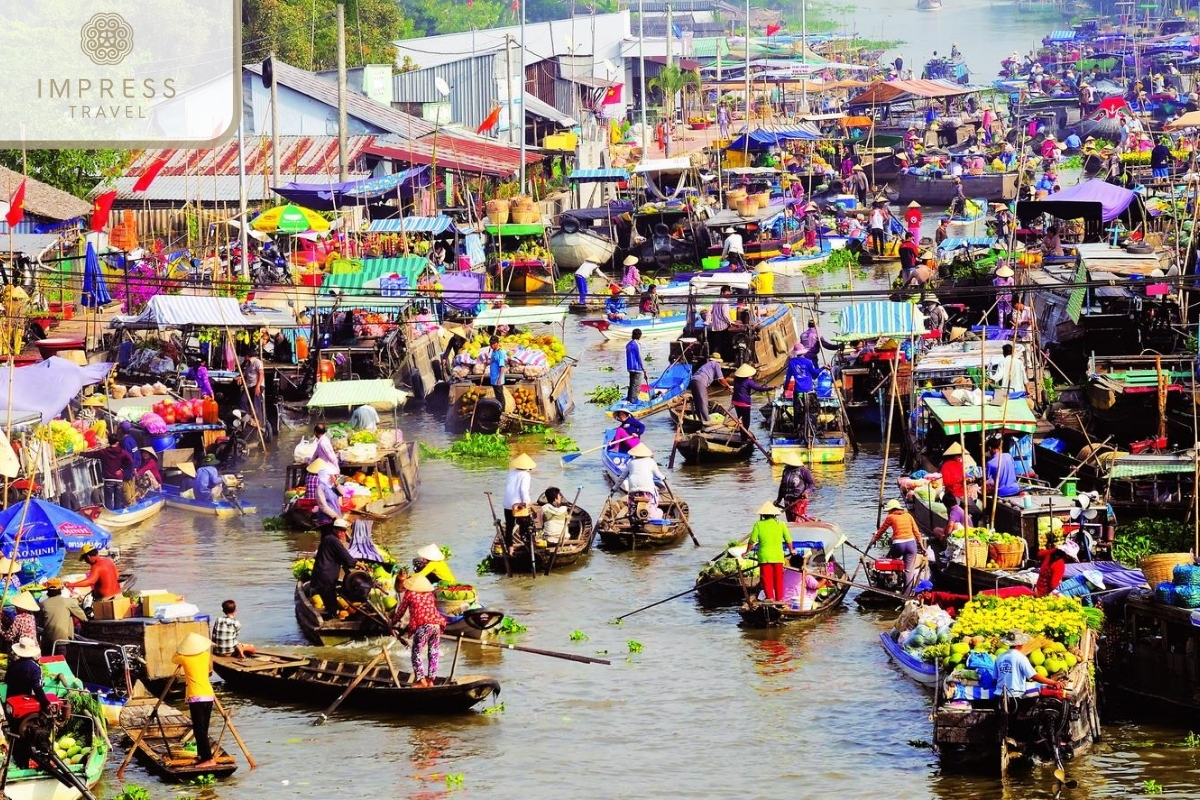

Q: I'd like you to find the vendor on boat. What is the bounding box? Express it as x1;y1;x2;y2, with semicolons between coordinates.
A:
173;633;220;770
39;579;85;655
784;343;821;432
615;443;664;505
186;358;214;398
869;500;927;594
574;261;605;304
1035;539;1078;596
539;488;571;544
311;423;340;468
984;437;1022;499
605;286;628;321
626;329;646;405
995;634;1063;697
66;545;120;602
609;409;645;453
305;459;344;532
747;501;796;603
730;364;772;430
639;285;661;316
2;592;39;652
922;295;947;337
193;455;223;502
621;255;641;288
311;518;358;617
775;451;816;521
5;637;49;714
503;454;536;550
349;404;380;431
411;544;456;587
721;228;746;271
82;434;133;510
688;352;732;427
211;599;256;658
991;343;1027;398
940;442;967;503
136;447;163;495
392;575;446;689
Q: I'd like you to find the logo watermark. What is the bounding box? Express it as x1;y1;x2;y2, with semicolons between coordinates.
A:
0;0;240;147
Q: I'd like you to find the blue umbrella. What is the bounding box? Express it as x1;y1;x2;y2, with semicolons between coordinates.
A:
80;241;112;308
0;499;111;587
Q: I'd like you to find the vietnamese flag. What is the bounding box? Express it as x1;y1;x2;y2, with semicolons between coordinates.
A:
90;191;117;232
766;23;781;36
4;179;25;229
601;84;624;105
477;106;502;134
132;158;167;193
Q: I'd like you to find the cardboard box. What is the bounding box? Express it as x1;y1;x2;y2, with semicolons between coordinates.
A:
140;592;183;617
93;596;133;620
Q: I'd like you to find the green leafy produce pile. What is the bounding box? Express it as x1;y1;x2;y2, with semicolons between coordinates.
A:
586;385;623;405
1112;517;1192;567
420;433;511;461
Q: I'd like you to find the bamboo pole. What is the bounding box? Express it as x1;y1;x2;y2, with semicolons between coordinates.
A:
117;669;180;777
213;695;257;768
228;329;268;454
875;356;900;528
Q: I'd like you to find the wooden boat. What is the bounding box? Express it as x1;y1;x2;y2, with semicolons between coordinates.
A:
161;484;256;517
1104;592;1200;715
767;388;849;465
596;492;691;550
283;440;420;528
580;312;688;341
293;581;501;647
88;494;165;529
548;226;616;271
695;521;842;605
879;630;940;686
934;630;1101;773
737;556;851;627
760;238;834;277
119;688;238;781
484;504;596;573
212;651;500;715
675;426;755;464
605;362;692;419
897;171;1017;204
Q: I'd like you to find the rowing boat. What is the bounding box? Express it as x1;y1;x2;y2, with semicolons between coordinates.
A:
675;427;755;464
119;687;238;781
580;312;688;341
211;651;500;715
89;494;165;530
161;485;256;517
485;505;596;572
737;553;851;627
879;630;939;686
604;362;692;419
595;492;690;550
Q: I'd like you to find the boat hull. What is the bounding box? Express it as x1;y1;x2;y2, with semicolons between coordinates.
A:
675;430;755;463
549;229;616;271
485;508;596;573
294;582;490;646
93;495;165;529
897;172;1018;204
162;487;255;517
769;441;847;465
595;495;690;551
583;314;688;341
879;631;939;686
737;561;851;627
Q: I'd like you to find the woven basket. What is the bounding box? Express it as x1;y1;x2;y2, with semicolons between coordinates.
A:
1142;553;1194;588
989;540;1025;570
965;539;988;569
726;190;747;210
510;209;540;224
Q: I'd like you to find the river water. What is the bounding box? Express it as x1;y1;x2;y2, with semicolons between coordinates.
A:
101;262;1200;799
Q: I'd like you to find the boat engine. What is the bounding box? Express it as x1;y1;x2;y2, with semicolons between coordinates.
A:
3;694;96;799
627;491;658;525
869;558;908;595
220;473;248;514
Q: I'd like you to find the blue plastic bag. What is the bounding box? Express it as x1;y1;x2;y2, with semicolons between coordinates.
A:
965;650;997;690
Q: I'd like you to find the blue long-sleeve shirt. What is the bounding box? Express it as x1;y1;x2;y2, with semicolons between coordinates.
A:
731;377;771;407
785;356;821;393
606;296;626;318
615;416;645;443
625;339;645;373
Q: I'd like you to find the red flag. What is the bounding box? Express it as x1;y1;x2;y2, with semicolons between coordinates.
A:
476;106;502;134
4;179;25;229
90;191;117;232
766;23;781;36
511;0;518;10
132;158;168;193
601;84;624;105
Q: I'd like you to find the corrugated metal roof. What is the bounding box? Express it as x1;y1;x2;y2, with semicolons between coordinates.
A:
392;53;502;133
115;296;255;329
104;173;372;203
523;92;576;126
367;137;544;178
307;379;411;410
246;60;436;138
848;79;976;106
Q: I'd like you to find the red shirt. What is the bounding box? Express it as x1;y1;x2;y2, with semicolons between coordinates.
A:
71;557;120;599
940;457;965;500
393;590;446;633
1035;549;1066;596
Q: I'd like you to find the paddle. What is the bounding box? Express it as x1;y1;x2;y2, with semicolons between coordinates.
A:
667;396;687;469
484;491;511;578
313;647;390;725
561;433;633;466
782;563;909;602
726;408;774;464
117;668;180;777
545;486;582;576
213;695;257;769
660;476;700;547
615;562;762;620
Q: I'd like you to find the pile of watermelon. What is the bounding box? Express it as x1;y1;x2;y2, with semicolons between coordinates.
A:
436;584;477;602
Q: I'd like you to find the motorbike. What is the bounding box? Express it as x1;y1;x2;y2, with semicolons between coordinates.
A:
210;410;261;467
249;243;292;288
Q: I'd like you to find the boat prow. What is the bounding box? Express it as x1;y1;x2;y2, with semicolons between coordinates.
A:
87;494;166;529
879;631;939;686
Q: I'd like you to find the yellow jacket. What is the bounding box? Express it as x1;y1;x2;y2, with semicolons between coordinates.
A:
415;560;457;585
172;651;214;700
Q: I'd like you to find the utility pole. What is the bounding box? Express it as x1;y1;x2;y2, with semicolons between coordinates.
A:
269;52;280;186
638;0;648;153
336;0;349;181
237;119;249;278
505;36;515;145
665;3;673;157
519;0;528;193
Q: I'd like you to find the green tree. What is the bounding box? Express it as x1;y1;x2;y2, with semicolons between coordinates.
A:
401;0;508;37
242;0;414;70
0;150;128;198
649;65;701;157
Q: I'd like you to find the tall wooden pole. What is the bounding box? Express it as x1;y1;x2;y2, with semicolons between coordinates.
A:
269;51;281;187
336;1;349;182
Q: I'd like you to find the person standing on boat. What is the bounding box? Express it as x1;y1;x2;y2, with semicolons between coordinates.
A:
38;579;85;655
392;575;446;689
1012;303;1033;342
135;447;162;495
898;232;921;282
991;343;1027;398
993;264;1015;327
775;451;816;521
239;349;266;430
784;343;821;434
730;364;772;430
311;518;357;616
747;501;796;602
707;286;734;358
868;202;887;257
1151;137;1172;181
949;177;967;217
173;633;219;770
940;442;967;503
903;201;922;242
349;404;380;431
311;423;339;469
503;454;536;549
803;203;819;250
621;255;641;288
922;295;947;337
850;165;869;207
186;358;214;398
721;228;746;271
689;353;731;426
995;636;1063;697
869;499;927;593
799;318;825;363
625;329;647;404
488;336;509;404
984;437;1022;499
305;459;343;530
610;409;645;452
615;443;664;504
67;545;120;603
934;217;950;248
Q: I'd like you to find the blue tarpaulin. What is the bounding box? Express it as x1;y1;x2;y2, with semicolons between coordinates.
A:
0;499;111;586
1045;30;1076;42
833;301;927;342
0;357;113;423
725;126;821;151
568;168;629;183
273;168;430;210
343;167;430;198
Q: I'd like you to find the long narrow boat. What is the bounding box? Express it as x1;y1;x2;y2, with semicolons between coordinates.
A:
212;651;500;715
768;394;849;465
737;556;851;627
596;493;691;550
675;427;755;464
761;238;834;277
87;494;165;529
161;485;256;517
294;581;502;647
485;505;596;573
605;362;693;419
580;312;688;341
119;690;238;781
600;428;673;486
698;519;844;605
879;631;939;686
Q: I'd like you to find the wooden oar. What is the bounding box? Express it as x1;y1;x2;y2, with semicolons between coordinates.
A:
561;433;633;466
726;408;774;464
615;562;761;620
213;695;257;769
117;668;180;777
660;476;700;547
453;635;611;664
545;486;582;576
484;491;511;578
313;648;390;725
667;396;687;469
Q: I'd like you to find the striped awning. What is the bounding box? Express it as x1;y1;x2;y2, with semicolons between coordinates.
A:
307;379;411;410
322;257;433;292
568;168;629;183
113;296;253;328
365;216;453;234
925;397;1038;436
937;237;997;252
1108;456;1196;479
1046;30;1076;41
832;301;926;342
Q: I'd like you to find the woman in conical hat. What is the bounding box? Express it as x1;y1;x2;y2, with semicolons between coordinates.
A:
173;632;219;769
394;573;446;688
503;454;536;550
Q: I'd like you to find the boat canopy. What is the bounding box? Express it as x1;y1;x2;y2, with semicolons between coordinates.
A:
307;379;411;410
114;295;255;329
0;357;113;424
365;216;453;234
322;256;433;293
847;78;975;108
924;396;1039;435
568;168;629;183
633;157;693;173
832;301;927;342
1016;179;1142;225
473;306;569;328
725;125;821;151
